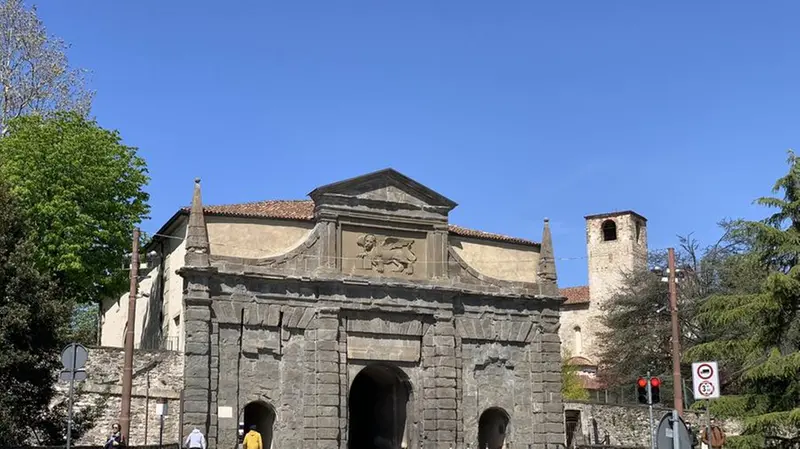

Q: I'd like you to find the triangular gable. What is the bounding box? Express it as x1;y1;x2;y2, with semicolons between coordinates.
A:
308;168;458;211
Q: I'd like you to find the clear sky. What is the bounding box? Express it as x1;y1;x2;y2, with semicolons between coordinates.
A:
33;0;798;287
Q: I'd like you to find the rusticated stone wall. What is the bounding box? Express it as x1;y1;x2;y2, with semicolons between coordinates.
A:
52;347;183;446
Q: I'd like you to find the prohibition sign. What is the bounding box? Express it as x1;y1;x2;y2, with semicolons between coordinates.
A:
697;363;714;380
698;381;715;397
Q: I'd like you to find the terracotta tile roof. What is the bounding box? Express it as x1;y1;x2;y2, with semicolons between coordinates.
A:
560;285;590;305
181;199;539;246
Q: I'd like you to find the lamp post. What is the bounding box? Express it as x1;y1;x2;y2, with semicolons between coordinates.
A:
156;398;168;448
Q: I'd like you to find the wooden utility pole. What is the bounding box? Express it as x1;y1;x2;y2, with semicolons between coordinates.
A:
667;248;684;416
120;227;140;441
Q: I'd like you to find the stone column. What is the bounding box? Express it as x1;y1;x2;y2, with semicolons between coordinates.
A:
304;307;342;449
182;272;215;441
422;311;458;449
530;309;563;449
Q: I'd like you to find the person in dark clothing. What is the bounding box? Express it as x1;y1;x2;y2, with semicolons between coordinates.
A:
104;423;125;449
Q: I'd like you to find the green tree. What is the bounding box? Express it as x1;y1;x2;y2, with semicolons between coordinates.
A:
597;230;766;404
0;181;71;443
688;151;800;449
0;112;150;312
562;352;590;401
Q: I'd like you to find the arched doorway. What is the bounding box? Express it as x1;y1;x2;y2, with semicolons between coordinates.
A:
243;401;276;449
478;407;510;449
348;364;412;449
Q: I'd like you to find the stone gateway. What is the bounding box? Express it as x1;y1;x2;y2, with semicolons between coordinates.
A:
176;169;565;449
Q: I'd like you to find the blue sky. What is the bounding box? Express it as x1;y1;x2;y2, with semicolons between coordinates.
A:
34;1;798;287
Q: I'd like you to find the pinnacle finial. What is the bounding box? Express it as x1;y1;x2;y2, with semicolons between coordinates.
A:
538;215;558;293
185;177;210;267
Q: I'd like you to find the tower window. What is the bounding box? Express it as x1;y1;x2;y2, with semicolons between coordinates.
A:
635;221;642;242
574;326;582;355
601;220;617;241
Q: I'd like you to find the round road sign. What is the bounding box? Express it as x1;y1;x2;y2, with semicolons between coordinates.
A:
698;381;715;397
697;363;714;380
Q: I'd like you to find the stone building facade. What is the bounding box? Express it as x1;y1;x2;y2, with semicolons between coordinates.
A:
97;168;653;448
112;169;567;449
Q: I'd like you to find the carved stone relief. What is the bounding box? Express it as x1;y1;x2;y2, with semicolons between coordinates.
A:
356;234;418;275
342;226;428;280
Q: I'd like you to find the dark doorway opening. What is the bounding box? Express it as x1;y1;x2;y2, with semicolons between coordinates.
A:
243;401;276;449
348;364;411;449
478;407;510;449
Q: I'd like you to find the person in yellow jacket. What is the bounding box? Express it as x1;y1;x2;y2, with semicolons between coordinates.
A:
243;425;263;449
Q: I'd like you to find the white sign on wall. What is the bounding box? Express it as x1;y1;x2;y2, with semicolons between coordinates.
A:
691;361;720;400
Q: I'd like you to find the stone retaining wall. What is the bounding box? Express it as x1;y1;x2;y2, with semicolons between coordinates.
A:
564;402;742;447
53;346;184;446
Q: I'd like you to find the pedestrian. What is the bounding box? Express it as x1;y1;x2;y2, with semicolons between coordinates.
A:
700;419;726;449
243;424;263;449
184;427;207;449
103;423;124;449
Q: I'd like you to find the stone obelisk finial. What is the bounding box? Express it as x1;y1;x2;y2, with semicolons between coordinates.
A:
184;178;210;267
537;218;558;294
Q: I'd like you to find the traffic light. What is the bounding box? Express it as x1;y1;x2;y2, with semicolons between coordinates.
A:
650;377;661;404
637;377;648;404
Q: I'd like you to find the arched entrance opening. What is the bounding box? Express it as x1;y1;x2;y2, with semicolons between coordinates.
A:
478;407;510;449
243;401;276;449
348;363;412;449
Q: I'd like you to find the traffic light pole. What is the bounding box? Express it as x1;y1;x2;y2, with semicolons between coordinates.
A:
647;371;655;449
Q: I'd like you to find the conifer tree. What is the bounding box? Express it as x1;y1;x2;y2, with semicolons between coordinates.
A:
688;151;800;449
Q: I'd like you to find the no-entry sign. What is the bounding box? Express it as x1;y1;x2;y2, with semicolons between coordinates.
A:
692;361;720;400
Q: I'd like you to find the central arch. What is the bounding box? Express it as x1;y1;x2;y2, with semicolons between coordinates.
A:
478;407;510;449
243;401;276;449
348;363;412;449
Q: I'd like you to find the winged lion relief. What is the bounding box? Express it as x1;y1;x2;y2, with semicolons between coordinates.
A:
356;234;418;275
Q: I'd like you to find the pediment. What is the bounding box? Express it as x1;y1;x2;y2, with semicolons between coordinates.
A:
309;168;458;211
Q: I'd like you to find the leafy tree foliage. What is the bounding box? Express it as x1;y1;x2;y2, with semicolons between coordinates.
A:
0;0;93;134
688;151;800;449
0;112;150;309
0;181;71;443
562;352;590;401
598;230;766;405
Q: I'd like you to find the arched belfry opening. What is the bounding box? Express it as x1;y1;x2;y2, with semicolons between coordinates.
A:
601;219;617;241
478;407;510;449
243;400;276;449
348;364;412;449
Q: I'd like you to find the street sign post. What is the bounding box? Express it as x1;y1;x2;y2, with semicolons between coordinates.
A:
692;361;720;449
60;343;88;449
656;411;691;449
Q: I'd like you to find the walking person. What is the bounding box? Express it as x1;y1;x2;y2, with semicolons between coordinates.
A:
184;427;207;449
243;424;263;449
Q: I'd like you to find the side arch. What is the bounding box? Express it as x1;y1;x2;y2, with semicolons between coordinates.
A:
478;407;511;449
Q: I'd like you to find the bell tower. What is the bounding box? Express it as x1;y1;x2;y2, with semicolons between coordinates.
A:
585;211;647;311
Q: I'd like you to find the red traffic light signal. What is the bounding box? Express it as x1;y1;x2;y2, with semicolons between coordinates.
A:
650;377;661;388
637;377;647;388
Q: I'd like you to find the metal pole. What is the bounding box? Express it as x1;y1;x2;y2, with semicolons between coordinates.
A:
672;409;680;449
705;401;712;449
159;415;164;448
647;371;655;449
668;248;684;416
66;344;76;449
120;227;140;442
